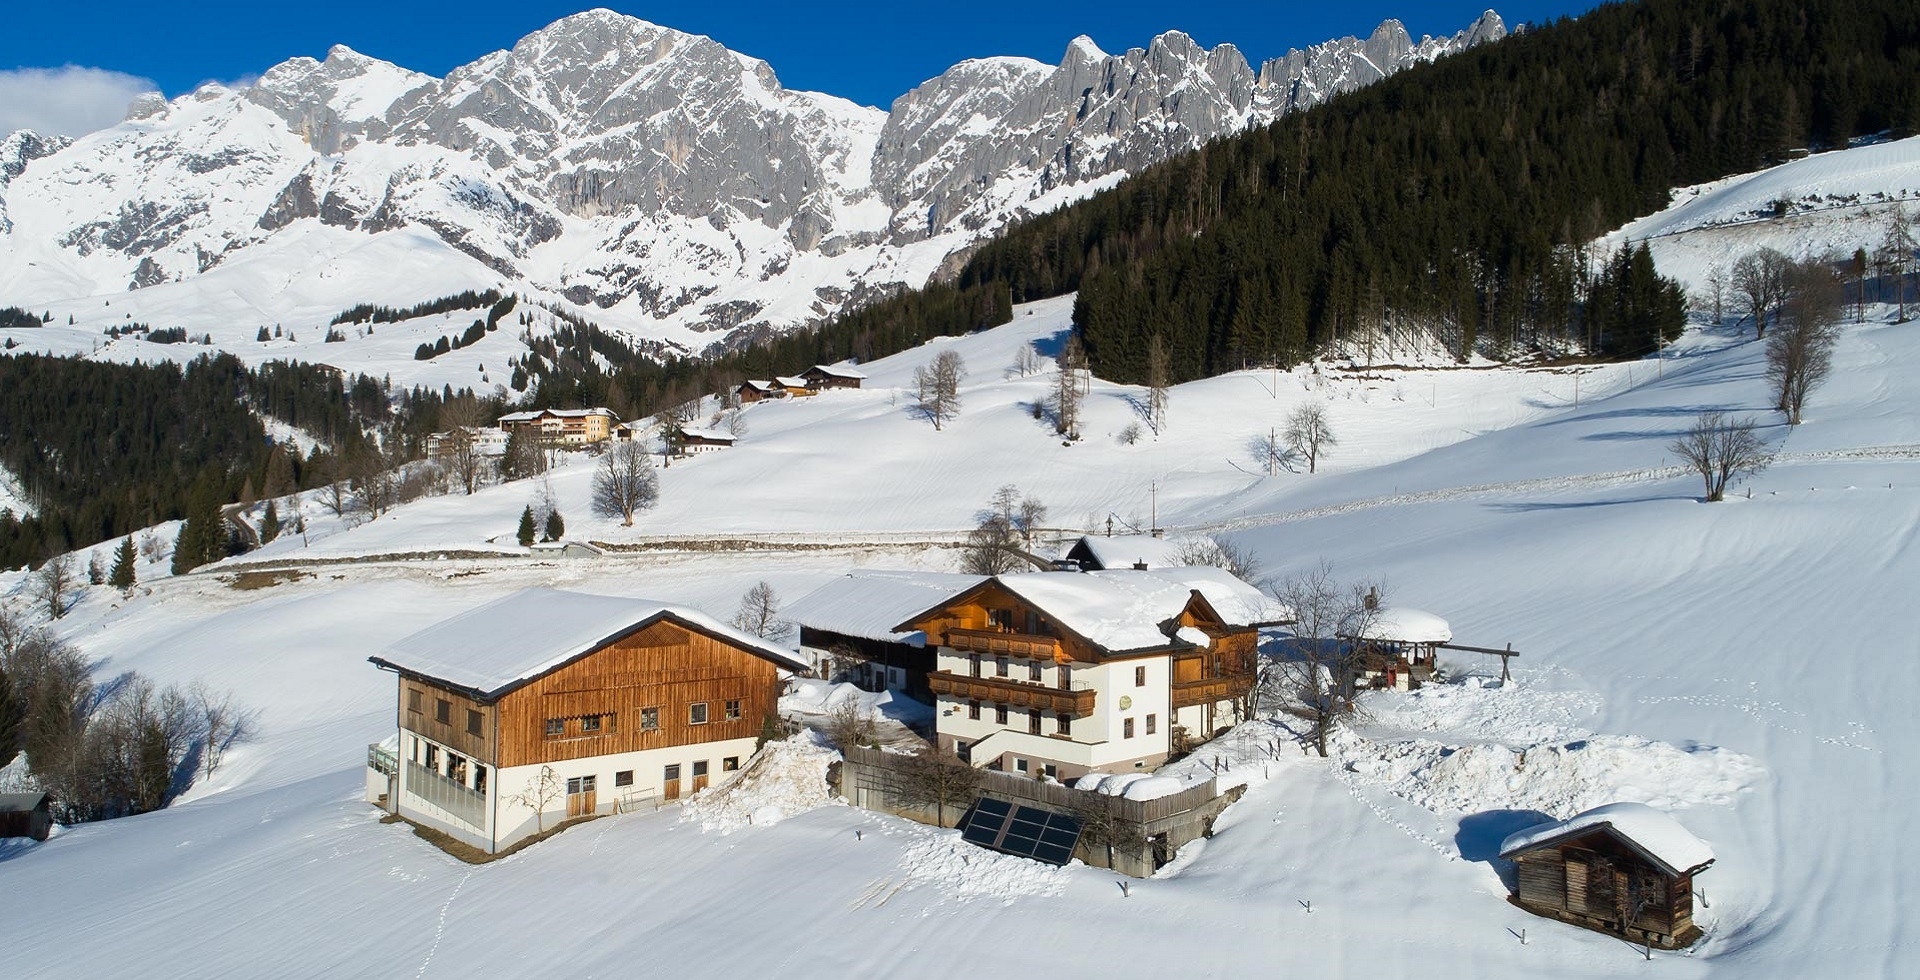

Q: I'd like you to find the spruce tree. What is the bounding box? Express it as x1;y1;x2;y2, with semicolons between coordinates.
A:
543;509;565;542
260;499;281;544
517;505;537;547
109;537;137;590
0;663;21;761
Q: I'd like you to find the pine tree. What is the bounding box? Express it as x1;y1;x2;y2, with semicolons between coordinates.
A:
517;505;537;547
543;509;565;542
259;499;281;545
109;536;137;590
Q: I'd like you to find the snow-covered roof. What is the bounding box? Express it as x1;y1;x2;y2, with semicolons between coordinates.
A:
679;427;735;443
1354;607;1453;644
1062;534;1186;570
966;567;1288;654
774;376;808;388
1498;802;1715;876
496;410;543;423
787;570;986;646
544;407;616;419
738;380;777;391
807;363;867;379
372;588;808;697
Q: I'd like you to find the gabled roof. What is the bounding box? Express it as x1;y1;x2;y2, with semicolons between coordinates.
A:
678;427;735;443
738;380;778;392
1498;802;1715;877
773;376;809;388
1350;607;1453;644
497;410;544;423
787;570;986;646
370;588;808;699
895;568;1290;657
1061;534;1186;570
805;363;867;380
0;792;50;812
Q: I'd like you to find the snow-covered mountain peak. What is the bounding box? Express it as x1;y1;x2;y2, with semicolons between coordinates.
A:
1064;35;1109;65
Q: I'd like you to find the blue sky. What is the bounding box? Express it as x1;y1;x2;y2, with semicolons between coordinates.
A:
2;1;1600;135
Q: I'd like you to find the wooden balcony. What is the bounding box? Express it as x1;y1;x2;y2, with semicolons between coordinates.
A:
944;627;1061;660
928;671;1096;716
1171;674;1252;709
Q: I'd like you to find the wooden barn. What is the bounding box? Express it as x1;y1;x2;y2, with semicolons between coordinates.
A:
801;364;866;390
0;791;53;841
1499;802;1714;949
735;380;781;403
368;589;809;853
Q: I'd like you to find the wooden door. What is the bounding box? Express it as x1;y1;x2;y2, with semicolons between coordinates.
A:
566;775;597;818
1564;851;1591;914
663;764;682;801
692;760;710;793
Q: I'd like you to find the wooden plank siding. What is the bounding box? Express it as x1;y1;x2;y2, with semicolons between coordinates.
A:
494;620;781;770
402;679;497;764
1510;831;1699;947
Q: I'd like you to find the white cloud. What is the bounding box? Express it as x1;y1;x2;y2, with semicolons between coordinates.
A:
0;65;162;138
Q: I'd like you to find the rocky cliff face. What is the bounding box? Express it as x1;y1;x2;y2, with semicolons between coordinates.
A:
0;8;1504;353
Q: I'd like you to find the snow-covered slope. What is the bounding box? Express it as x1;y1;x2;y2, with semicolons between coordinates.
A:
4;279;1917;975
0;8;1504;377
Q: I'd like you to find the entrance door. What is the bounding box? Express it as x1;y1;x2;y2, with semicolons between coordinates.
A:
663;764;682;801
691;760;710;793
566;775;597;818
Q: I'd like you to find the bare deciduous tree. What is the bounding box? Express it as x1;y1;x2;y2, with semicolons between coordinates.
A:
509;764;564;834
1670;411;1771;501
1731;247;1792;338
30;554;77;621
1879;207;1916;321
438;400;491;495
590;441;659;526
822;696;878;750
1248;428;1300;475
190;681;255;779
1146;334;1172;434
1269;563;1381;757
1052;335;1084;439
962;486;1046;574
893;748;984;825
1174;534;1263;584
1767;261;1843;424
730;580;785;638
1283;403;1337;474
1013;341;1043;377
914;350;967;430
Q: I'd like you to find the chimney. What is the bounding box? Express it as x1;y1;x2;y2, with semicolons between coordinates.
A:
1132;561;1149;571
1364;587;1379;611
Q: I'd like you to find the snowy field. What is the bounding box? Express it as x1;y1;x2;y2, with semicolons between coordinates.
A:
5;144;1920;977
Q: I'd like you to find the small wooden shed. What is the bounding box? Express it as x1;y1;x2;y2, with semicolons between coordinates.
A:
0;791;54;841
1499;802;1713;949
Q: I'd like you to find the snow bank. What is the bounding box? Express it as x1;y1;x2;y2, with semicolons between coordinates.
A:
680;733;841;834
899;831;1071;903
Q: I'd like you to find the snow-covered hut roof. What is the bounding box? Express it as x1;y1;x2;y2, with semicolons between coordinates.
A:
738;380;777;392
1061;534;1186;570
1498;802;1715;877
786;571;986;646
1354;607;1453;644
678;427;736;443
807;363;867;380
371;588;808;698
774;376;808;388
496;410;543;424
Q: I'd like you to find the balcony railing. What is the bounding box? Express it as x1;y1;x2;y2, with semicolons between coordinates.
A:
929;671;1096;715
367;742;397;776
1170;674;1252;708
405;760;486;829
944;627;1060;660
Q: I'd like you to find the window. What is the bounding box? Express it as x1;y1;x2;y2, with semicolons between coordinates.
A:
566;775;596;794
1058;664;1072;690
1015;758;1030;773
474;765;486;794
1135;666;1146;687
425;744;439;770
995;656;1009;677
581;714;601;734
723;756;740;771
1146;713;1157;735
1042;764;1058;779
1028;709;1042;735
689;702;709;725
1056;713;1072;736
640;706;659;731
969;653;982;678
407;690;422;713
1123;717;1135;738
448;755;467;784
544;718;565;737
466;709;483;736
435;698;452;724
1028;661;1042;682
692;760;709;778
664;764;681;782
614;770;634;788
989;608;1014;631
1025;610;1041;635
724;699;742;720
994;703;1009;725
968;700;981;720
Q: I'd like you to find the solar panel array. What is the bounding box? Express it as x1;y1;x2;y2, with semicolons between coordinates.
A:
959;796;1084;866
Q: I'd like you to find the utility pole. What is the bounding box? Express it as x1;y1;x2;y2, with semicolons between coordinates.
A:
1149;481;1159;537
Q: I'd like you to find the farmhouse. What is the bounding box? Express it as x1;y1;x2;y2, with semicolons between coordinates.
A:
897;567;1291;780
735;380;782;403
1499;802;1714;949
1058;533;1185;571
496;407;618;445
674;427;736;454
426;426;509;458
786;570;985;700
774;376;813;397
0;792;53;841
801;364;866;390
367;589;808;853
